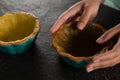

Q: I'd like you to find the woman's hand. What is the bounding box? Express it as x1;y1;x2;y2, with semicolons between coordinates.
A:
50;0;103;33
87;23;120;72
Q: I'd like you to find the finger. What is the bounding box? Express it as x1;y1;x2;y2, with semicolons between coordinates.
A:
87;55;120;72
94;37;120;61
89;13;97;21
75;16;81;22
50;2;83;33
93;50;117;63
93;38;120;64
96;24;120;44
77;5;92;30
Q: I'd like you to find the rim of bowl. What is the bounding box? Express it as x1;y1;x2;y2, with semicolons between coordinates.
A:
52;21;112;62
0;12;40;46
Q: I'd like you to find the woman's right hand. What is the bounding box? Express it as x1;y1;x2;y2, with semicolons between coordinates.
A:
51;0;103;33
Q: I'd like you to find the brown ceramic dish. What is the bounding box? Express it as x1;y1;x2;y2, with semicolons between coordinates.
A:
52;21;112;68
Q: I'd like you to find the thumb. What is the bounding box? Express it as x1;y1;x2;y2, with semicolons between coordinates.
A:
96;24;120;44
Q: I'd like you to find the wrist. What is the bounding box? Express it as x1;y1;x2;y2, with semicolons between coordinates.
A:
89;0;104;5
96;0;104;4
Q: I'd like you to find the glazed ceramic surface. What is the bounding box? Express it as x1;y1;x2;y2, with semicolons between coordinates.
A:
0;12;40;54
52;21;112;68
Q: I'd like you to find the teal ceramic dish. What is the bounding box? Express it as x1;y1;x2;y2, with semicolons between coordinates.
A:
0;12;40;54
52;21;112;68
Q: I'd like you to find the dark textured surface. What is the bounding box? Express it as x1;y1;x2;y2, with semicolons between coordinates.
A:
0;0;120;80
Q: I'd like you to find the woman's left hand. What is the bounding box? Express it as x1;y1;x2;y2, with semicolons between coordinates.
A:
87;23;120;72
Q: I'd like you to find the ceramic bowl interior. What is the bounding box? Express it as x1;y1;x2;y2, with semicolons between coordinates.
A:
0;12;37;42
53;22;111;58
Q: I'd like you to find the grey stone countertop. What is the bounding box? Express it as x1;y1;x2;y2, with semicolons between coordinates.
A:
0;0;120;80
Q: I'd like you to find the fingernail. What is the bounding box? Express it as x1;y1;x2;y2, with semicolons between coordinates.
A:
78;23;85;30
87;66;94;72
96;38;103;43
50;28;57;34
